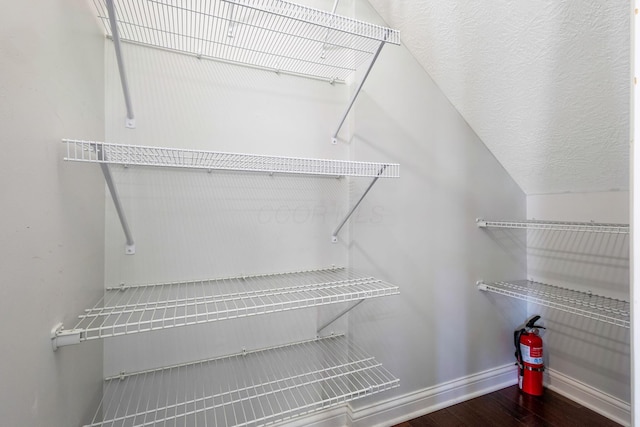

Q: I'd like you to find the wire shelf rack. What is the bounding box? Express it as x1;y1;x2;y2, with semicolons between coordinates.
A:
476;219;629;234
85;334;399;427
63;139;400;178
69;267;399;341
477;280;630;328
92;0;400;82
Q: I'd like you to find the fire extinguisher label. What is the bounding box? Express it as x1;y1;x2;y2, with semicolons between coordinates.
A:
520;343;543;365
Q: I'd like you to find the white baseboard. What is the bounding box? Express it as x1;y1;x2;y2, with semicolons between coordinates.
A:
545;368;631;426
271;366;630;427
271;406;348;427
347;363;518;427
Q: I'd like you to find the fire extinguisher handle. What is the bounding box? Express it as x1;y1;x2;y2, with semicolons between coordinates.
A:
526;315;545;329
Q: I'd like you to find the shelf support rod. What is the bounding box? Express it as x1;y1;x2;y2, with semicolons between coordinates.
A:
106;0;136;129
317;299;364;334
331;35;388;144
98;144;136;254
332;165;387;243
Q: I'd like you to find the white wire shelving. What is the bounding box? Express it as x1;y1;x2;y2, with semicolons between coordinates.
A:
476;218;629;234
84;334;399;427
63;139;400;178
52;267;399;349
93;0;400;83
477;280;630;328
62;139;399;250
93;0;399;137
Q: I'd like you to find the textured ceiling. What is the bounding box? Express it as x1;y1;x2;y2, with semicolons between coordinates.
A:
367;0;630;195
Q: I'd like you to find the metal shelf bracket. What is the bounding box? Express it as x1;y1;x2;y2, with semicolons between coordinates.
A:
51;323;83;351
332;165;387;242
96;144;136;254
331;34;389;144
106;0;136;129
317;299;364;333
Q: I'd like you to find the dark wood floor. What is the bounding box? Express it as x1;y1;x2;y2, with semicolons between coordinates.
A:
392;385;621;427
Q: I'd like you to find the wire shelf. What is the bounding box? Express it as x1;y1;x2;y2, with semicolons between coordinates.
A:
477;280;630;328
93;0;399;82
71;267;399;341
476;219;629;234
63;139;400;178
85;334;399;427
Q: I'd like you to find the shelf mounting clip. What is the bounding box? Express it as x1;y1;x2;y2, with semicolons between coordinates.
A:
51;323;84;351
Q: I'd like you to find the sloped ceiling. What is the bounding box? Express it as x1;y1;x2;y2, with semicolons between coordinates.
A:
368;0;630;195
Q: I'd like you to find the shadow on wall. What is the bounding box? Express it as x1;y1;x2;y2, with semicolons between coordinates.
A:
105;166;349;283
527;229;629;300
542;312;630;399
526;226;630;402
477;228;527;270
105;40;346;158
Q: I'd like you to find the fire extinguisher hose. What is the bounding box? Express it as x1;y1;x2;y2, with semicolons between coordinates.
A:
514;328;525;375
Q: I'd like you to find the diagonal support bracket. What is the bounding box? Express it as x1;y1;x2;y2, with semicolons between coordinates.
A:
331;34;389;144
332;165;387;243
317;299;364;334
97;144;136;254
106;0;136;128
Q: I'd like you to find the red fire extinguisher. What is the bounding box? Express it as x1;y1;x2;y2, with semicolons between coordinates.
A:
514;315;545;396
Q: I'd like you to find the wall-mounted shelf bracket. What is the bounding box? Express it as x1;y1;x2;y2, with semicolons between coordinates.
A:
105;0;135;129
332;165;387;242
51;323;83;351
96;144;136;254
331;35;388;144
317;299;364;333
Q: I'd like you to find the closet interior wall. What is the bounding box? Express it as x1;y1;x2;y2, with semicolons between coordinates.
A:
0;1;105;426
102;6;353;375
346;2;528;423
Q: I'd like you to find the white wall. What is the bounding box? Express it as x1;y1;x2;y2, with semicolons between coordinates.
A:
346;1;527;422
527;192;630;420
0;1;105;426
102;38;352;375
367;0;630;197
